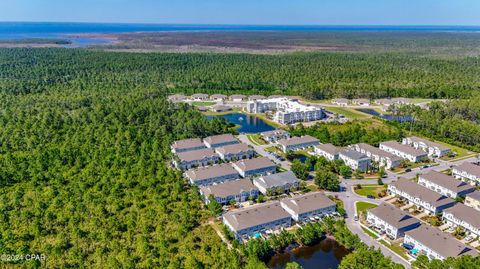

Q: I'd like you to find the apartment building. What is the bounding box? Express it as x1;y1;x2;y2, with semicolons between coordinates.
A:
185;163;239;186
253;171;300;195
351;143;402;169
465;191;480;211
280;192;336;222
388;178;455;214
174;148;220;171
379;141;428;163
404;225;478;261
232;157;277;178
277;135;320;153
245;98;325;124
366;203;421;239
402;136;451;158
171;138;206;153
260;129;290;143
418;170;475;199
338;149;371;172
223;201;292;241
203;134;239;148
443;203;480;237
199;178;259;205
314;143;340;161
215;143;256;161
452;162;480;186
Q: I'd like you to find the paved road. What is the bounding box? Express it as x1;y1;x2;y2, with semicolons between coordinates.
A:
238;134;291;170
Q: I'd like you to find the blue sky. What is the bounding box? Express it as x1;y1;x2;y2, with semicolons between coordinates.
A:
1;0;479;25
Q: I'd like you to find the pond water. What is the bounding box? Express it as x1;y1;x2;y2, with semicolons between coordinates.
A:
356;109;413;122
267;238;350;269
205;113;276;133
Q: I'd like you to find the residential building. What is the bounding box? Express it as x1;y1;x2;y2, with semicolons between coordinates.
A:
331;98;349;106
375;98;394;107
404;225;478;261
452;162;480;186
260;129;290;143
339;149;371;172
281;192;336;222
443;203;480;237
379;141;428;163
248;95;266;101
465;191;480;211
352;98;371;106
418;170;475;199
366;203;421;239
210;94;227;101
174;148;220;171
314;143;340;161
203;134;239;148
199;178;259;205
223;201;292;241
171;138;206;153
192;93;209;100
253;171;300;195
229;94;246;102
215;143;256;161
277;135;320;153
388;178;455;214
402;136;451;158
245;98;325;124
185;163;240;186
232;157;277;178
351;143;402;169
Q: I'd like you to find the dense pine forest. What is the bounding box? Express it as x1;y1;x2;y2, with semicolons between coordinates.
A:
0;48;479;99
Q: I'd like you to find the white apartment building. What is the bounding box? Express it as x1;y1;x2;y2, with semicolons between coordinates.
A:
443;203;480;237
199;178;259;205
351;143;402;169
280;192;336;222
277;135;320;153
232;157;277;178
245;97;325;124
452;162;480;186
339;149;371;172
314;143;340;161
215;143;256;161
379;140;428;163
465;191;480;211
418;170;475;199
253;171;300;195
260;129;290;143
366;203;421;240
402;136;451;158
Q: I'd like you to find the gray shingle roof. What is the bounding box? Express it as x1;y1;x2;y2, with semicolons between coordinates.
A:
200;179;257;198
254;171;300;189
339;149;369;161
185;163;238;181
406;136;450;151
390;178;455;208
281;192;335;215
223;201;291;231
204;134;238;146
261;129;289;137
444;203;480;228
277;135;319;147
176;148;217;162
381;141;427;157
354;143;402;161
467;191;480;201
315;143;340;156
455;162;480;178
368;203;420;230
233;157;276;172
172;138;205;151
420;170;474;194
215;143;252;155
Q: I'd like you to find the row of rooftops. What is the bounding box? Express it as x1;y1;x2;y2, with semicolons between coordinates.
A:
380;140;427;157
223;192;335;231
168;93;287;101
331;98;411;105
369;203;479;259
454;162;480;178
277;135;319;147
389;178;455;208
353;143;403;162
315;143;370;161
419;170;474;194
404;136;451;151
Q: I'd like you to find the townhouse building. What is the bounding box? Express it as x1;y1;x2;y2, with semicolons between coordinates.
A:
339;149;371;172
199;178;259;205
366;203;421;239
280;192;336;222
191;93;209;100
331;98;349;106
443;203;480;237
203;134;239;148
232;157;277;178
402;136;451;158
465;191;480;211
260;129;290;143
379;141;428;163
210;94;227;101
277;135;320;153
185;163;239;186
223;201;292;241
253;171;300;195
171;138;206;153
452;162;480;186
388;178;455;215
229;94;246;102
215;143;256;161
404;225;478;261
174;148;220;171
418;170;475;199
351;143;402;169
314;143;340;161
351;98;370;106
248;95;266;101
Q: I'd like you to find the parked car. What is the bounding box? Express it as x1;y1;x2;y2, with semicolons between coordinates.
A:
367;195;375;199
422;165;429;169
354;215;359;221
405;168;412;172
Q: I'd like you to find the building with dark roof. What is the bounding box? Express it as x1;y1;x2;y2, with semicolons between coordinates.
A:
171;138;206;153
339;149;371;172
210;94;227;101
281;192;336;222
232;157;277;178
191;93;209;100
215;143;256;161
199;179;259;205
185;163;240;186
418;170;475;199
253;171;300;195
277;135;319;153
367;203;421;239
203;134;239;148
174;148;220;171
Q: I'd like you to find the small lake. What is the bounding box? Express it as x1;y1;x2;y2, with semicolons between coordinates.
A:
356;109;413;122
205;113;276;133
267;238;350;269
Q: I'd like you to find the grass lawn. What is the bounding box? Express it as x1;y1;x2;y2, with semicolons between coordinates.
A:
421;215;442;227
354;184;387;198
202;107;241;116
247;134;267;145
192;101;216;106
326;107;372;120
361;226;379;239
355;201;378;216
379;240;409;260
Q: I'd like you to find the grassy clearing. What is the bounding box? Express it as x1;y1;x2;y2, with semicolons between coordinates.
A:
354;185;387;198
192;101;216;106
355;201;378;216
247;134;267;145
379;240;410;260
361;226;379;239
326;107;372;120
202;108;241;116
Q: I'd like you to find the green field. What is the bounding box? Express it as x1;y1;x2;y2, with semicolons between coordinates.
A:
327;107;373;120
379;240;410;260
361;226;379;239
354;185;387;198
356;201;378;215
247;134;267;145
192;101;216;106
